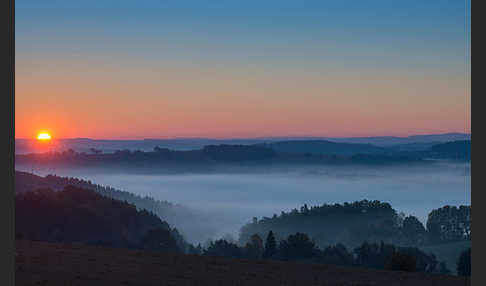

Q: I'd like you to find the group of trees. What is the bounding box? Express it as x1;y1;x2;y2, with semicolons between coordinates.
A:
202;145;277;162
457;248;471;276
15;183;471;277
17;171;207;227
15;185;188;253
425;140;471;161
15;171;225;243
15;171;471;277
258;140;386;156
195;231;451;274
426;205;471;243
15;144;280;166
239;201;471;249
19;140;461;167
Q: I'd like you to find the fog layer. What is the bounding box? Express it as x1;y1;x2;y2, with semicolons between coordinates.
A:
16;162;470;244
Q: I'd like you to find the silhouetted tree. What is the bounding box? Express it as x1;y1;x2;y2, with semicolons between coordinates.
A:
263;231;277;258
318;243;355;266
244;234;264;259
401;216;427;245
354;242;439;273
278;233;317;261
456;248;471;276
221;233;236;244
300;204;309;213
204;240;243;258
427;205;471;243
354;241;392;269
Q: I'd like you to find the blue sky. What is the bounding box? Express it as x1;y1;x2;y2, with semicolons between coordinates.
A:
16;0;471;139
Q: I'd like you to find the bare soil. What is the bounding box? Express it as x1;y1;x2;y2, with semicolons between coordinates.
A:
16;240;470;286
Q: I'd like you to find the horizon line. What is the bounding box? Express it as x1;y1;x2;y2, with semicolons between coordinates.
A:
14;132;471;141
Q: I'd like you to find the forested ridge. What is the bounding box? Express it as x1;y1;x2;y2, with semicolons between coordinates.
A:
15;185;456;275
15;171;213;241
16;140;470;169
15;171;470;276
239;201;471;249
16;185;187;252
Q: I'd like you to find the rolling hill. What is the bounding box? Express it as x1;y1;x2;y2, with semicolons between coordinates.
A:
15;185;187;252
14;171;219;244
258;140;387;156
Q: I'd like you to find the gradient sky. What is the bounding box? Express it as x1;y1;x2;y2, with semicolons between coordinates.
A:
16;0;471;139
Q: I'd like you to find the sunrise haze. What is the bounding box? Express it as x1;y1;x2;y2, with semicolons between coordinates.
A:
15;0;470;139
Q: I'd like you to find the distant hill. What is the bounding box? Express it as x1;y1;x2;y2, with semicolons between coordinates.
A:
203;144;277;161
15;171;184;221
423;140;471;161
15;185;187;252
15;139;471;170
15;171;220;244
239;200;408;249
15;133;470;154
321;133;471;147
387;142;442;152
239;201;471;250
15;142;425;168
258;140;387;156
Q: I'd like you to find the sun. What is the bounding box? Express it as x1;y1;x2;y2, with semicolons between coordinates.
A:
37;132;52;141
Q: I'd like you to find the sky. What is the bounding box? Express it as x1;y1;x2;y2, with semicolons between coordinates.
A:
16;0;471;140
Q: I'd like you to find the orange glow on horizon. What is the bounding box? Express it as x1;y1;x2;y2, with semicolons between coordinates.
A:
37;132;52;141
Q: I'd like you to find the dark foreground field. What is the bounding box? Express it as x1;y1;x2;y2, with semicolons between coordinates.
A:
16;240;470;286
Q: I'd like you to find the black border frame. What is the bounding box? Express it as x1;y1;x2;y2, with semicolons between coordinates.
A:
1;0;15;285
470;1;480;285
1;1;479;285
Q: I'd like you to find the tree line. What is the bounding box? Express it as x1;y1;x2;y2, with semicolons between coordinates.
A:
198;231;470;276
191;231;455;275
15;142;427;167
239;201;471;249
15;185;470;276
15;171;224;243
15;185;188;253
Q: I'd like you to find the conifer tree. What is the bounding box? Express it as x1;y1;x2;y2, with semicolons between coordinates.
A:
264;230;277;258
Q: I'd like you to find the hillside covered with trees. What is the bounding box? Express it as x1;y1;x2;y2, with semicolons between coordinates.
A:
15;171;470;276
239;201;471;249
15;171;216;242
199;231;451;274
15;183;457;276
16;140;470;170
15;185;188;253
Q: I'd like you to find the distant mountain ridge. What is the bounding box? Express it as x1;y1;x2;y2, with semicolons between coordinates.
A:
425;140;471;160
15;140;470;169
15;133;470;154
318;133;470;146
259;140;388;156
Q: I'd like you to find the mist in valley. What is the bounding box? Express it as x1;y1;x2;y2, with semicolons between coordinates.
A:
15;162;470;245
